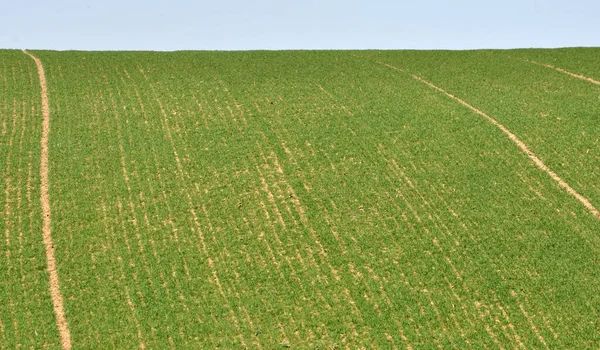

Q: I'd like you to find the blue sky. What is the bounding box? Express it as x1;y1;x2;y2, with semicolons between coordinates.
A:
1;0;599;51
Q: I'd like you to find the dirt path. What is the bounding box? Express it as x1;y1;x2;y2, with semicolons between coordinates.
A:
23;50;72;350
379;61;600;221
526;60;600;85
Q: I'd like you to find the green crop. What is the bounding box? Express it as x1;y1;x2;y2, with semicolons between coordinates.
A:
0;50;61;348
2;48;599;348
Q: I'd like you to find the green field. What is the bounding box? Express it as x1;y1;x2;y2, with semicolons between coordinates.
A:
1;48;599;348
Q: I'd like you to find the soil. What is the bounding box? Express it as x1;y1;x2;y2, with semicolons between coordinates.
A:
23;50;72;350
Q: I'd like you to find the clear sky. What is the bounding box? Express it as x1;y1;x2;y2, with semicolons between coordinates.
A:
1;0;599;51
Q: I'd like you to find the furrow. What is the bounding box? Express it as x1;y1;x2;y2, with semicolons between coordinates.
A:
137;66;248;346
510;290;550;349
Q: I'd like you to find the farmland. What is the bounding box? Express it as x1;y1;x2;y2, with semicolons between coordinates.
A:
1;48;599;348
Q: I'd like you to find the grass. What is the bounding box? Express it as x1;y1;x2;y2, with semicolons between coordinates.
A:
1;48;599;348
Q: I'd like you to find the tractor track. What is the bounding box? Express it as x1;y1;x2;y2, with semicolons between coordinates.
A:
23;49;72;350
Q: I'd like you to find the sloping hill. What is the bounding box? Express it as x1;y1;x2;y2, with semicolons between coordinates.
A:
2;49;599;348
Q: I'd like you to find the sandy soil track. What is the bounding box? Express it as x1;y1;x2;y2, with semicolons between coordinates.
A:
525;60;600;85
380;61;600;221
23;50;72;350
